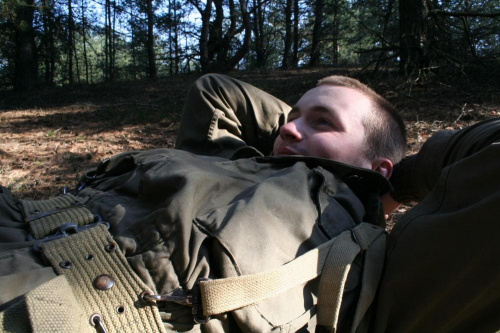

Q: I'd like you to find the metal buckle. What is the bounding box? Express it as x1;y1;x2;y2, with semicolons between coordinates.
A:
32;216;109;251
140;278;211;324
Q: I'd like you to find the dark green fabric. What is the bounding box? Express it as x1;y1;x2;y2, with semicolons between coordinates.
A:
76;148;388;331
0;151;388;332
175;74;291;158
374;119;500;332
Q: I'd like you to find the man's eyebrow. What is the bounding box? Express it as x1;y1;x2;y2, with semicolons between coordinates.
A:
312;106;340;119
312;106;345;130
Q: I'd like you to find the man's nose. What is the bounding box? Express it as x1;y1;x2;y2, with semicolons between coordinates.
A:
279;119;303;141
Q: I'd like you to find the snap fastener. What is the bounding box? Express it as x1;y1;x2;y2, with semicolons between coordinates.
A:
104;242;117;252
59;260;72;269
93;274;115;290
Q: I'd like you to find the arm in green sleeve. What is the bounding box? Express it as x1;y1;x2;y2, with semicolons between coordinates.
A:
390;118;500;203
175;74;291;158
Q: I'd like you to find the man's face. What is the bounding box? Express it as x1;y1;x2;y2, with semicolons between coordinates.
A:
272;85;373;168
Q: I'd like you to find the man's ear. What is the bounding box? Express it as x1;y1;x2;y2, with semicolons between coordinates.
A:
371;158;393;179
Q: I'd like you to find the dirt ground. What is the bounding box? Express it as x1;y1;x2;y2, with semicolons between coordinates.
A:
1;68;499;228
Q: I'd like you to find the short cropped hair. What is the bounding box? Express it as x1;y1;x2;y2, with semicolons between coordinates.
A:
317;76;407;164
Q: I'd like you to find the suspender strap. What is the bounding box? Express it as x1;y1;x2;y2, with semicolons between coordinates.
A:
39;224;166;333
19;194;95;240
198;223;385;332
316;230;361;330
350;226;386;333
316;223;386;333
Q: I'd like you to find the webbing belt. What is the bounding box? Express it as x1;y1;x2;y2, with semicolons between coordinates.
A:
20;194;94;240
15;195;167;333
40;225;166;333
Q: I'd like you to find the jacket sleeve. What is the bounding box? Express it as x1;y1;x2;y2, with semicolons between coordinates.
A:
389;118;500;203
175;74;291;158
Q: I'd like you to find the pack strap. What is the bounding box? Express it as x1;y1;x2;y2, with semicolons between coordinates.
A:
350;226;386;332
317;223;386;333
198;222;385;331
38;224;166;333
19;194;95;240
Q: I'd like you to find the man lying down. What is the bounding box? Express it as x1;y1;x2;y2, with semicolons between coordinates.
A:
0;74;498;333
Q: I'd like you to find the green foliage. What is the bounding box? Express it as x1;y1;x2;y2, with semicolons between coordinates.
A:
0;0;499;89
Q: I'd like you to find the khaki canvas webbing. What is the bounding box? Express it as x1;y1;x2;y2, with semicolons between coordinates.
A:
0;297;30;333
0;276;88;332
25;275;93;332
39;224;166;333
316;230;361;330
19;194;94;239
198;222;385;332
350;228;386;332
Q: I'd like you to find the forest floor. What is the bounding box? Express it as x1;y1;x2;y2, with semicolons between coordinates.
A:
1;67;499;229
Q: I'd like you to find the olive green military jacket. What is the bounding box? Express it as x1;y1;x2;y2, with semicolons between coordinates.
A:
0;147;390;332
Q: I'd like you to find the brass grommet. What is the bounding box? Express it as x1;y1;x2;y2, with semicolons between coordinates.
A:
93;274;115;291
59;260;72;269
116;305;125;314
85;254;94;261
104;243;117;252
29;209;40;214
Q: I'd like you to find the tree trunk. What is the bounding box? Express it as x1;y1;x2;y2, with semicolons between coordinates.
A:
210;0;224;65
146;0;157;78
374;0;395;74
292;0;299;66
168;0;173;75
282;0;293;68
13;0;38;91
105;0;114;80
81;0;89;83
112;0;117;77
309;0;325;66
104;0;109;79
41;0;53;85
48;0;56;84
74;43;81;84
68;0;74;84
332;0;339;66
192;0;213;72
252;0;264;67
130;18;137;80
173;0;179;74
399;0;429;75
224;0;251;70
